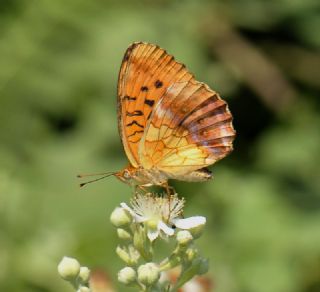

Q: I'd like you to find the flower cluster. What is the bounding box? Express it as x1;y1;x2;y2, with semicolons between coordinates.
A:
57;192;209;291
110;193;208;291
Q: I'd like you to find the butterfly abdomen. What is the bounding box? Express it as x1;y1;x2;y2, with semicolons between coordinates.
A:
169;168;213;182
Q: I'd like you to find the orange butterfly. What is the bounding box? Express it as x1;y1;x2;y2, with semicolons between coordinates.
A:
114;42;235;191
79;42;235;192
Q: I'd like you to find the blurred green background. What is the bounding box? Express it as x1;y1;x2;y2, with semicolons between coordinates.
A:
1;0;319;291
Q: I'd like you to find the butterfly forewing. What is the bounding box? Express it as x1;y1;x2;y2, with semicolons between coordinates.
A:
117;42;235;177
117;42;194;166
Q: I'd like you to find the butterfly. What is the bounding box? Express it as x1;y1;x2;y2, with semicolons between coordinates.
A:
113;41;235;191
79;42;235;192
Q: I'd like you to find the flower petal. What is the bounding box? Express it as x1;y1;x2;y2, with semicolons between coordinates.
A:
158;221;174;236
147;229;159;242
173;216;206;229
120;203;134;215
120;203;146;223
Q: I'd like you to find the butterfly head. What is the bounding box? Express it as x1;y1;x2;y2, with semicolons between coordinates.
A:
114;165;137;185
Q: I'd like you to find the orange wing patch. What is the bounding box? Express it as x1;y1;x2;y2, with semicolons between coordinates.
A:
117;43;193;167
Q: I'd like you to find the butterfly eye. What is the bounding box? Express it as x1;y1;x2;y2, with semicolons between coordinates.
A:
123;170;130;179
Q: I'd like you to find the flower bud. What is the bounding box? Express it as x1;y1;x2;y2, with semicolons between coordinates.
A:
117;228;132;240
137;263;160;286
116;245;140;266
118;267;137;285
133;226;144;250
78;266;90;284
127;245;140;265
110;207;132;227
133;226;152;261
116;246;131;264
176;230;193;246
58;256;80;281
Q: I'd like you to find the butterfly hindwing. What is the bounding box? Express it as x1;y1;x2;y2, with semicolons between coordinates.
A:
140;80;235;177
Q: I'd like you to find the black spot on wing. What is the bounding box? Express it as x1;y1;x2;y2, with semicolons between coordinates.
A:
144;99;155;107
155;80;163;88
126;120;144;128
126;110;143;117
141;86;149;92
123;95;137;101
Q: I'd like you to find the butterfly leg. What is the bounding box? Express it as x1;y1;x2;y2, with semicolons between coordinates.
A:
134;185;149;195
161;183;176;196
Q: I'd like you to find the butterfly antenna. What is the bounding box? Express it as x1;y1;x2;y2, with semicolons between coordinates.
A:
77;172;116;188
77;171;115;178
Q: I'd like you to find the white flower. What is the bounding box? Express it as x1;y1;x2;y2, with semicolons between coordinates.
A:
120;193;206;241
